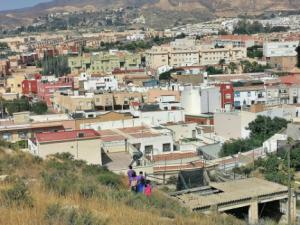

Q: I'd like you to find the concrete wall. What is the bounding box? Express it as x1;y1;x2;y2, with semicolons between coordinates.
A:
81;118;152;130
36;139;102;164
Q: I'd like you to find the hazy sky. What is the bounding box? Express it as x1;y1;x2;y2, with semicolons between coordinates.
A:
0;0;51;11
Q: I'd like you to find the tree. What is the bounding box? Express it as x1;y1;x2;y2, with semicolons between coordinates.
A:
4;98;30;116
31;101;48;115
228;62;237;74
206;66;223;75
219;116;288;157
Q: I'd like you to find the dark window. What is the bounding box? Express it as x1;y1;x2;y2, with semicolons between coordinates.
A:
145;145;153;154
162;143;171;152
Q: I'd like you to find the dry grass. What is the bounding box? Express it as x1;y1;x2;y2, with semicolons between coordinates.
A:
0;149;245;225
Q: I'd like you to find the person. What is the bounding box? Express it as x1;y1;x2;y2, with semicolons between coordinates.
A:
144;180;152;197
130;171;138;193
137;171;145;193
127;165;133;188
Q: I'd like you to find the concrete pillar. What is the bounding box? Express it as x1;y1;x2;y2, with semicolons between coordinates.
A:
248;199;258;225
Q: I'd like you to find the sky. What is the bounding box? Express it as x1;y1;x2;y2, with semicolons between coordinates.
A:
0;0;51;11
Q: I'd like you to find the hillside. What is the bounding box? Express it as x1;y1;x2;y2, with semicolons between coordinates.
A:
1;0;300;29
0;148;244;225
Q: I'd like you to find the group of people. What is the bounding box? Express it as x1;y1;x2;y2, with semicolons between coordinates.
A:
127;165;152;197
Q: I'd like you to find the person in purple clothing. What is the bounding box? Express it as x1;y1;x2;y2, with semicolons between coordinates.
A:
137;171;145;193
127;165;134;188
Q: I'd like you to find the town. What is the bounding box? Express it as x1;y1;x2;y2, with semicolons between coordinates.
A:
1;2;300;225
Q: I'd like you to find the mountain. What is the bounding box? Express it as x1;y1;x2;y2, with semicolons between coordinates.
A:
0;0;300;29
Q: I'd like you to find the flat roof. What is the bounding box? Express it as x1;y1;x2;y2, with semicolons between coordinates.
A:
36;129;100;143
174;178;287;210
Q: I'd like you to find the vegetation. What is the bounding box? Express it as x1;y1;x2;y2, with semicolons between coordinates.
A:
31;101;48;115
220;116;288;157
0;42;9;50
228;62;238;74
2;97;48;115
206;66;223;75
0;149;244;225
233;20;289;35
241;60;271;73
247;46;263;59
40;55;70;77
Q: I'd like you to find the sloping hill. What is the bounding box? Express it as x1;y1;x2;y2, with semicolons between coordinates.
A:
0;0;300;29
0;149;244;225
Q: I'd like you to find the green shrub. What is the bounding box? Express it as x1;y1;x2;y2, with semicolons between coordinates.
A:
83;164;108;176
44;203;108;225
2;180;33;207
41;171;78;196
97;173;121;188
79;183;98;198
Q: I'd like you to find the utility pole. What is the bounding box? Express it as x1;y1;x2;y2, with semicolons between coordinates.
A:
287;141;291;225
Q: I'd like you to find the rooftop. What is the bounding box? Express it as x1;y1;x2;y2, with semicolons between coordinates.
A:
173;178;287;210
36;129;100;143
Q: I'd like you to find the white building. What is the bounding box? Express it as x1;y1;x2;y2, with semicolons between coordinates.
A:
263;41;299;58
130;105;185;126
79;73;118;92
181;85;221;115
234;86;266;108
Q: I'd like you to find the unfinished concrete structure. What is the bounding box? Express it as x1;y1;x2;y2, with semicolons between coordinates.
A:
171;178;296;224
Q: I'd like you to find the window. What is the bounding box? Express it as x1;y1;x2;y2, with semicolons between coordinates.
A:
162;143;171;152
18;131;28;139
2;132;12;141
247;92;251;97
145;145;153;154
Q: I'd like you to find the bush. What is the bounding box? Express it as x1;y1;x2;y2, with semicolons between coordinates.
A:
97;173;121;188
1;180;33;207
41;171;78;196
79;183;98;198
83;164;108;176
44;203;108;225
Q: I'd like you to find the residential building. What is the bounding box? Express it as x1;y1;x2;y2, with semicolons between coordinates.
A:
28;129;102;164
218;83;234;110
78;73;118;92
68;51;142;74
130;104;185;125
37;77;74;106
199;45;247;66
145;44;247;69
263;41;299;58
0;112;75;143
213;35;257;48
234;85;266;109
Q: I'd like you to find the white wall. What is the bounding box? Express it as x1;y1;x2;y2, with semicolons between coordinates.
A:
80;118;152;130
181;85;221;115
128;135;174;155
263;41;298;57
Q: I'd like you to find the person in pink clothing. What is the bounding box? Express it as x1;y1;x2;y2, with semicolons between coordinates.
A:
144;180;152;197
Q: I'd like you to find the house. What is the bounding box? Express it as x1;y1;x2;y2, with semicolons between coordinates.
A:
0;112;75;143
28;129;102;164
37;77;74;106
